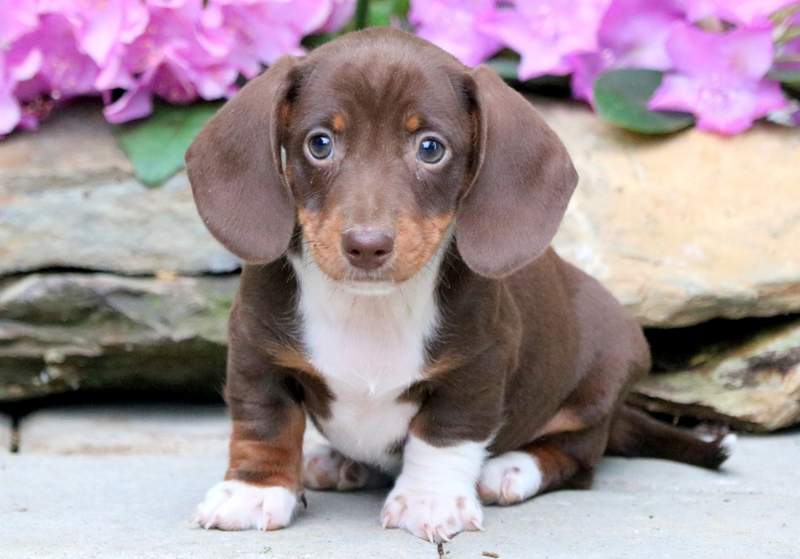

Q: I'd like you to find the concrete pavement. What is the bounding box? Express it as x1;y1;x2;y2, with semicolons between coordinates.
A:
1;405;797;559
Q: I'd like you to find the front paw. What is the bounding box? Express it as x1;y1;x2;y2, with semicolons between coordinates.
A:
192;480;299;531
381;487;484;543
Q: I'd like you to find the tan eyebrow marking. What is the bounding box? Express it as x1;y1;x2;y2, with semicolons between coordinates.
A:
331;113;346;133
404;114;422;133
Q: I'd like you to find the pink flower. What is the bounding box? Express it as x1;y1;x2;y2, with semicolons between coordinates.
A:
207;0;331;77
409;0;502;67
105;0;237;123
648;24;787;134
319;0;357;33
479;0;611;79
0;0;41;133
570;0;685;103
681;0;798;25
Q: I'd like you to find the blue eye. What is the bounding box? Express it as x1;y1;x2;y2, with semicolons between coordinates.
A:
308;133;333;159
418;137;445;164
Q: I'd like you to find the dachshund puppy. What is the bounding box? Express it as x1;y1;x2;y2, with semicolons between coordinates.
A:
186;28;733;543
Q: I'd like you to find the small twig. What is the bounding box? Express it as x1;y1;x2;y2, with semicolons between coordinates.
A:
482;553;500;559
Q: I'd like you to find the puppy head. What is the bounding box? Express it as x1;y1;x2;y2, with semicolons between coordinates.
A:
187;28;577;285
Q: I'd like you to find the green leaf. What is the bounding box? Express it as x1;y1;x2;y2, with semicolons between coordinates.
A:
114;102;221;187
486;58;520;81
365;0;408;26
594;69;695;135
768;68;800;85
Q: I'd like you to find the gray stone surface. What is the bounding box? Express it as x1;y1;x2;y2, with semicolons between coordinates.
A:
634;317;800;432
0;102;238;275
18;405;229;455
0;175;239;275
0;273;235;401
0;414;10;453
4;99;800;323
0;102;131;194
2;404;798;558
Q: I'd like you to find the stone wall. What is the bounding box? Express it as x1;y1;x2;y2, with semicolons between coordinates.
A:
1;99;798;430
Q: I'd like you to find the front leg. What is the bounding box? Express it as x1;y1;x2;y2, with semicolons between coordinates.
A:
194;333;306;531
382;360;505;542
381;434;487;542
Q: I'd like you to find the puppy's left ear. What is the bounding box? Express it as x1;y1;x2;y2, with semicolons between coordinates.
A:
186;56;298;264
456;65;578;278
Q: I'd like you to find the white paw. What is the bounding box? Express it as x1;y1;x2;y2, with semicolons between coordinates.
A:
719;433;737;459
192;480;299;531
381;486;483;543
303;444;371;491
477;451;542;505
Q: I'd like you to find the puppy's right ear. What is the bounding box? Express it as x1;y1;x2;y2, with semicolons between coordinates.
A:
186;56;298;264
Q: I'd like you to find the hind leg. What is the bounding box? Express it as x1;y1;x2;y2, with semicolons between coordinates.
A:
478;423;609;506
303;444;390;491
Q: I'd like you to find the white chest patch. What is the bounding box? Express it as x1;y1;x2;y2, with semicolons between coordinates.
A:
289;246;445;472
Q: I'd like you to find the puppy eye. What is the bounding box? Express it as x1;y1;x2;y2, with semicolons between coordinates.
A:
308;133;333;160
417;137;445;164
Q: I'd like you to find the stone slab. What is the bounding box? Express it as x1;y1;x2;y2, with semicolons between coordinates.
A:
0;176;239;275
634;317;800;431
0;102;131;194
0;273;235;401
1;425;798;559
17;405;230;455
0;101;238;276
545;99;800;326
0;414;11;453
3;99;800;325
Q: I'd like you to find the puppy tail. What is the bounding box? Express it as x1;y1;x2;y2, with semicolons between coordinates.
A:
606;405;735;470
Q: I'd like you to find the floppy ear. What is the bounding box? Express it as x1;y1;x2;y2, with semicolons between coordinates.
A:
186;56;298;264
456;65;578;278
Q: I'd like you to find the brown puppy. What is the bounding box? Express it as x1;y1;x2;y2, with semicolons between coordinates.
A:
186;28;733;542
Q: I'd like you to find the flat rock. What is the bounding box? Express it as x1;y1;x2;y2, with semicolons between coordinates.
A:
18;405;229;455
0;414;10;453
2;430;798;558
633;317;800;431
0;273;236;401
544;99;800;326
0;103;239;276
0;101;131;194
3;100;800;324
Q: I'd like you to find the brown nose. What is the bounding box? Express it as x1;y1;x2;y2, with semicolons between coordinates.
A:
342;229;394;270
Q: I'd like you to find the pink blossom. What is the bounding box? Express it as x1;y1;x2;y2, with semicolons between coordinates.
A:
0;0;41;133
409;0;502;67
207;0;331;77
319;0;357;33
479;0;611;80
570;0;685;103
681;0;798;25
648;24;787;134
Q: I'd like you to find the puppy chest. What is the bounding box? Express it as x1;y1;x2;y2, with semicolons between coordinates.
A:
291;251;441;471
302;319;427;471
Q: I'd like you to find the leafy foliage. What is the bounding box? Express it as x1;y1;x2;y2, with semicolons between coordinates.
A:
114;103;221;187
594;69;695;135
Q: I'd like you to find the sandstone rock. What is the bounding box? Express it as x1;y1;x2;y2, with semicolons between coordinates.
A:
632;317;800;431
0;273;236;401
0;102;239;276
543;99;800;327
